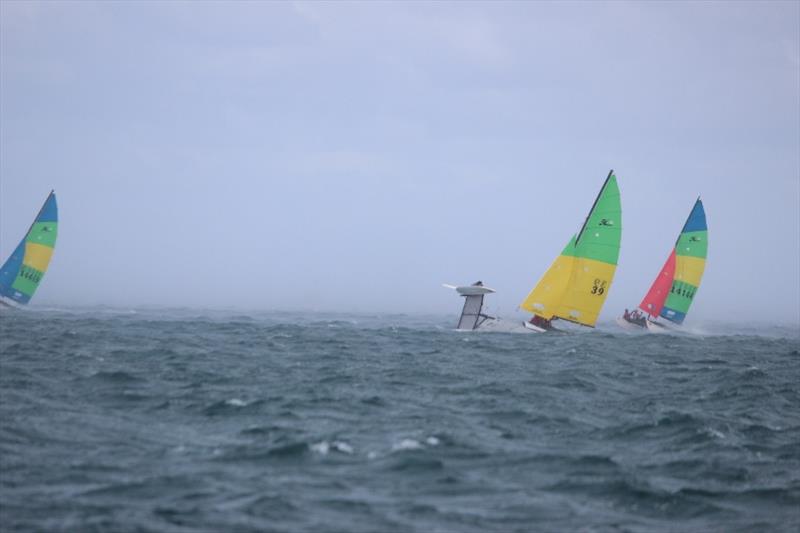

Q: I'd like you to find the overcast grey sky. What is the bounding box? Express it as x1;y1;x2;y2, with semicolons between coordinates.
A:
1;1;798;322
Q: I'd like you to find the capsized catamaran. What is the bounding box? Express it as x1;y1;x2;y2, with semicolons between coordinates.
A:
443;281;497;330
618;198;707;332
0;191;58;308
519;170;622;332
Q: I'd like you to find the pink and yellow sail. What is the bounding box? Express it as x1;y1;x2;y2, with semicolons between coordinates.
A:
520;171;622;327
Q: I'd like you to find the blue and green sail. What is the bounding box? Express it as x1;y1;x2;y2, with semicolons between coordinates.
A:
660;198;707;324
0;191;58;305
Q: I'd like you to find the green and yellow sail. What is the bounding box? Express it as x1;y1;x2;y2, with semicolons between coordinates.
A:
521;171;621;327
0;191;58;306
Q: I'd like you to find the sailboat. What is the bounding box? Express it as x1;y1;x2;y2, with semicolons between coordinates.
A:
519;170;622;332
618;198;707;332
443;281;497;330
0;191;59;308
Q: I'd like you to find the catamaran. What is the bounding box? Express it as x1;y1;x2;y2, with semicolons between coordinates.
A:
0;191;58;308
443;282;497;330
445;170;622;333
618;198;707;332
519;170;622;332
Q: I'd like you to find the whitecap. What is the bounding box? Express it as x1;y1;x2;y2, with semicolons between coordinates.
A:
225;398;247;407
392;439;423;451
426;436;440;446
310;441;330;455
332;441;353;454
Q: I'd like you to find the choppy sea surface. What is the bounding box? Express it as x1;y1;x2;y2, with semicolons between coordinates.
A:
1;307;798;532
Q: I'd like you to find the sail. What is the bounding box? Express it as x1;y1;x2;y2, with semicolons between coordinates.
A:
660;199;707;324
457;294;485;330
520;171;622;327
0;191;58;305
519;236;577;318
638;249;676;317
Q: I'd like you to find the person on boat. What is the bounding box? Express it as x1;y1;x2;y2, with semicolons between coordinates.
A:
626;309;646;326
529;315;552;329
624;308;630;320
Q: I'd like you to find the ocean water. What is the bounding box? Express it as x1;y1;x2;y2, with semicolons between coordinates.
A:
1;308;798;533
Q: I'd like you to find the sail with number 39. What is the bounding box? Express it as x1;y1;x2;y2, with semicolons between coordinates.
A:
520;171;622;327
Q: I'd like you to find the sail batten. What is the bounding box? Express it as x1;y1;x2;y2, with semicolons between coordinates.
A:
520;171;622;327
0;191;58;306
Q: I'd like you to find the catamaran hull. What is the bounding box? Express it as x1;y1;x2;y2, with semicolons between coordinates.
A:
645;320;671;333
0;296;23;309
615;315;674;333
453;318;538;333
615;317;645;331
522;321;548;333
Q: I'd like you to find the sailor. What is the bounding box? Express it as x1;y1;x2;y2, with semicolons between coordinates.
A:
529;315;551;329
624;308;630;319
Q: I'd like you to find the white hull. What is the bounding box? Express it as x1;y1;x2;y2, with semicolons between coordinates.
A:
443;283;496;296
615;314;675;334
0;296;23;310
522;321;548;333
615;316;645;331
454;318;536;334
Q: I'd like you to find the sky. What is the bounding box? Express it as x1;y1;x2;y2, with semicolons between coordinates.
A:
1;1;798;323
